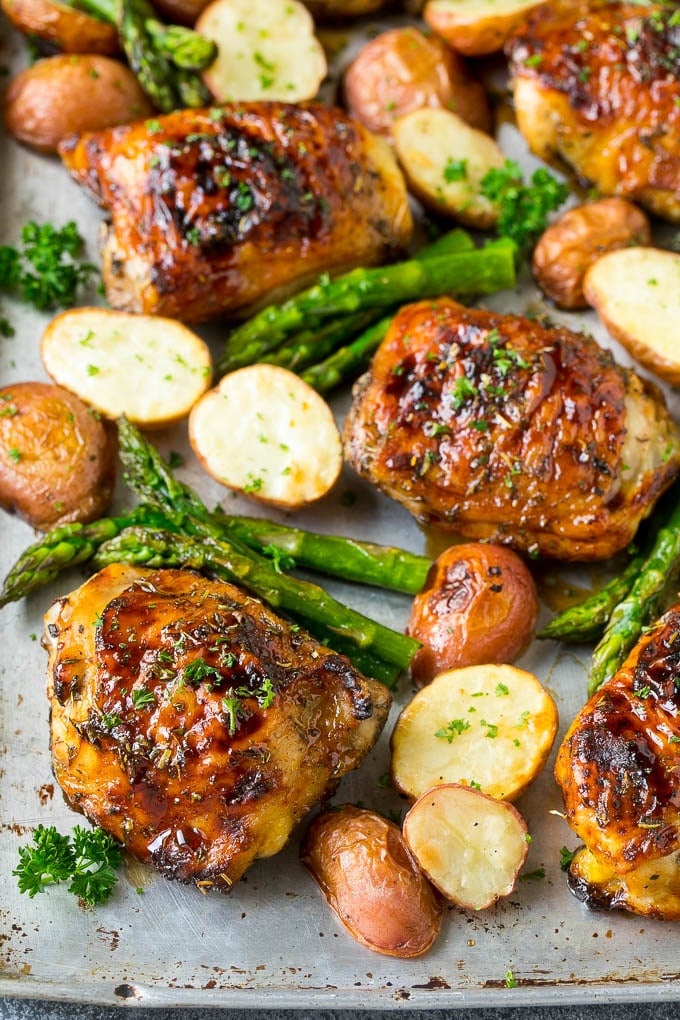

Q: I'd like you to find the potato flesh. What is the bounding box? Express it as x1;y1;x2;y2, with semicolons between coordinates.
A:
189;365;342;508
41;308;212;426
390;664;558;802
424;0;542;56
197;0;327;103
403;784;529;910
393;108;503;227
583;248;680;384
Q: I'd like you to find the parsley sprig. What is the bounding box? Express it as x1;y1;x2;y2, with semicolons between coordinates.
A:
14;824;122;907
480;159;569;250
0;221;97;312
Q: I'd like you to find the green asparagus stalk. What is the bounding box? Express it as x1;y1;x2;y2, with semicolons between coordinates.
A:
262;310;379;373
0;505;174;608
299;619;401;688
588;498;680;695
537;555;645;644
144;19;216;70
217;240;517;375
261;229;475;374
93;526;419;670
221;514;430;594
302;316;392;394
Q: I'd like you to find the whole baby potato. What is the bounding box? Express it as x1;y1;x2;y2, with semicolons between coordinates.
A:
4;54;154;153
1;0;119;54
407;542;538;686
344;26;491;137
0;382;117;531
300;805;442;957
532;197;651;309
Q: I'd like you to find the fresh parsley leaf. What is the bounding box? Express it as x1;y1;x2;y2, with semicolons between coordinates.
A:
560;845;577;871
0;221;97;312
14;824;121;907
480;160;569;251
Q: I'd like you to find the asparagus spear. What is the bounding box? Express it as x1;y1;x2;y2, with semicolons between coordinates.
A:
262;310;379;373
588;499;680;695
263;228;475;375
302;316;392;394
93;526;419;670
537;555;644;644
69;0;213;111
221;514;430;594
0;505;175;608
217;240;517;375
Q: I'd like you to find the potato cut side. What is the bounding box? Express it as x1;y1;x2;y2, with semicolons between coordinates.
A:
393;108;504;228
403;784;529;910
424;0;542;56
390;664;558;802
583;247;680;385
197;0;327;103
189;365;342;509
41;308;212;428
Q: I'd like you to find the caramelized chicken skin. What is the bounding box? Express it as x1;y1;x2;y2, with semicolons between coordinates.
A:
58;102;412;323
45;565;391;889
343;298;680;560
507;2;680;222
555;605;680;918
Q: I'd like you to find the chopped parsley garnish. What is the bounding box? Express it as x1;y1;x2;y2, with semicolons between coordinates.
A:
14;824;122;908
434;718;470;743
480;159;569;251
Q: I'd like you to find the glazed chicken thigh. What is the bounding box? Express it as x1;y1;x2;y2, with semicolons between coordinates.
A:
343;298;680;560
59;102;412;322
555;605;680;919
44;564;391;889
507;1;680;222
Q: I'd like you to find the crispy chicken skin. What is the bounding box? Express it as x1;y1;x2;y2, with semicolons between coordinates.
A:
58;102;412;322
507;2;680;222
343;298;680;560
555;605;680;919
44;564;391;889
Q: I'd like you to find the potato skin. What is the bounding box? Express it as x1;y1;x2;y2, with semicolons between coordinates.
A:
300;805;442;957
1;0;119;54
0;382;117;531
407;543;538;687
148;0;210;25
4;55;154;153
344;27;491;137
424;0;542;56
532;198;651;309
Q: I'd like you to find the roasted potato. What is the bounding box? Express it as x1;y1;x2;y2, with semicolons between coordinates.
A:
583;247;680;385
390;663;558;802
344;27;491;138
0;382;117;531
196;0;327;103
41;308;212;428
1;0;118;54
532;198;651;309
4;55;153;154
149;0;210;25
407;542;539;686
300;805;443;957
424;0;543;56
189;365;342;509
403;784;529;911
393;108;504;227
304;0;389;17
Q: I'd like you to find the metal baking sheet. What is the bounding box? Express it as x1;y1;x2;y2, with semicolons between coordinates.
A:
2;13;680;1010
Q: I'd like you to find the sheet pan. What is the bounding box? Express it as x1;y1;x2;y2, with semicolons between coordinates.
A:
2;12;680;1009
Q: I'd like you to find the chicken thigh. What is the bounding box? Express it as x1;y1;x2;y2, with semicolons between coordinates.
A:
45;564;391;889
343;298;680;560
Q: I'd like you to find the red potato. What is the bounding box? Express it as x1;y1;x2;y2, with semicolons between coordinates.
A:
532;198;651;310
0;382;117;531
301;805;442;957
407;542;539;687
1;0;119;54
344;26;491;137
4;55;154;153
